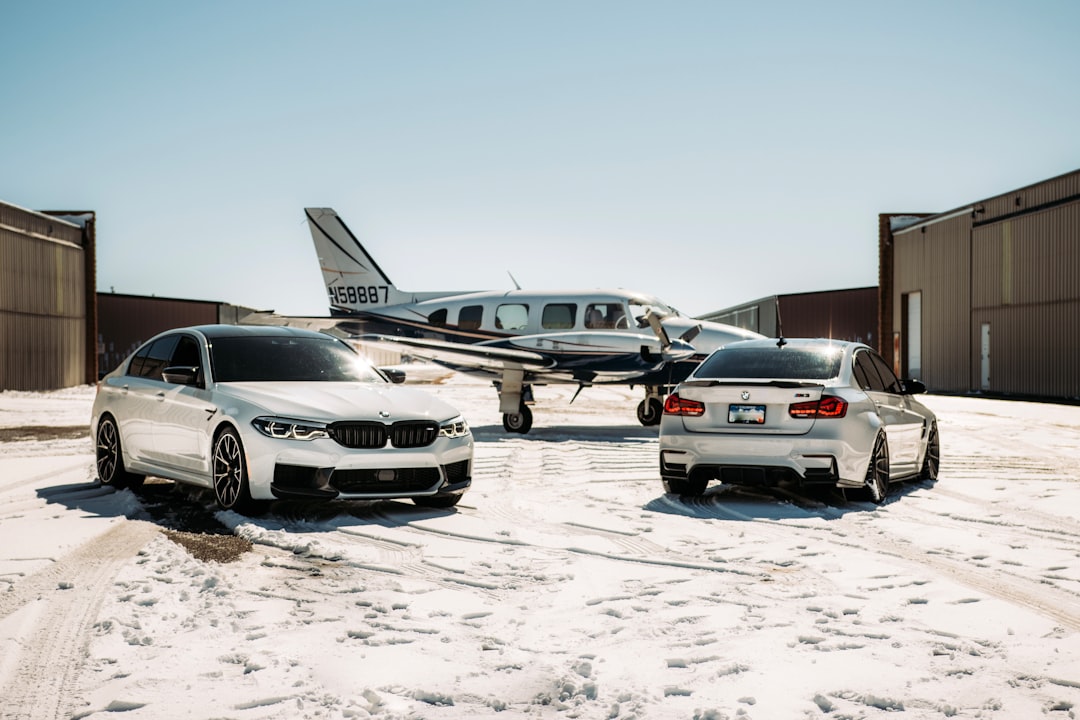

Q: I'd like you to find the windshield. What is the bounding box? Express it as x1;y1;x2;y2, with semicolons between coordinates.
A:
209;336;386;383
628;297;678;327
694;346;843;380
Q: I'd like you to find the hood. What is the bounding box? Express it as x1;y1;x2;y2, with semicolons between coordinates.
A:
218;381;461;423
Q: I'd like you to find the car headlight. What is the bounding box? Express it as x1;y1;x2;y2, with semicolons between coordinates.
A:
252;416;329;441
439;416;470;439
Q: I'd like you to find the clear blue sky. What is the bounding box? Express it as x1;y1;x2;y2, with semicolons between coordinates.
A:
3;1;1079;318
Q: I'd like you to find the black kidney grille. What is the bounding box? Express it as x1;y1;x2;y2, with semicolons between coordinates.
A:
389;421;439;448
329;421;439;449
329;422;387;449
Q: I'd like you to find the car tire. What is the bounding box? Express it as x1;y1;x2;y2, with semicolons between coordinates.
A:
860;432;890;504
95;415;145;489
212;427;262;514
663;476;708;496
637;398;663;426
919;421;940;482
502;404;533;434
413;492;463;509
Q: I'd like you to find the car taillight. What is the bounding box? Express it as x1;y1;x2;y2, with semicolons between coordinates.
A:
789;396;848;419
664;394;705;417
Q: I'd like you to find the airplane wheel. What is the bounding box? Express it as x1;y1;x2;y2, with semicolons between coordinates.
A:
637;398;663;426
502;405;533;434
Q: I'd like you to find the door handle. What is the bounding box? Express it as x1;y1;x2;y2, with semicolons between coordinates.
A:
156;391;166;402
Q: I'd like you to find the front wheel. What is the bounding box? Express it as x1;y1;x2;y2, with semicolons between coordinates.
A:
95;416;145;489
212;427;262;514
502;404;533;434
637;398;663;426
859;432;890;504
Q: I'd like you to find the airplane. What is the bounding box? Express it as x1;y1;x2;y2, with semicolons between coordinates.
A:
254;207;764;434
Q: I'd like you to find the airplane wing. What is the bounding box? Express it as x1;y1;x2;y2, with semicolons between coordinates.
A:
353;334;556;372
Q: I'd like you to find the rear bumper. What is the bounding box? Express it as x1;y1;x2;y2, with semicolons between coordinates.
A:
658;434;869;490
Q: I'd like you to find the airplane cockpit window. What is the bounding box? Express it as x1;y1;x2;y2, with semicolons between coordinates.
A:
495;304;529;332
585;303;628;330
629;298;677;328
428;309;448;327
542;303;576;330
458;305;483;331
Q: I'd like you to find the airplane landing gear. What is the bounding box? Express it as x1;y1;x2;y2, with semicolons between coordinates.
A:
502;404;533;434
637;386;664;426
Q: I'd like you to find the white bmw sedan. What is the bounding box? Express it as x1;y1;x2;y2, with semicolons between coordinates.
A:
92;325;473;513
658;338;939;503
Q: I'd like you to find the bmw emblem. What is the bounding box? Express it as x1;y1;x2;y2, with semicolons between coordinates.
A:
741;391;750;401
379;410;391;418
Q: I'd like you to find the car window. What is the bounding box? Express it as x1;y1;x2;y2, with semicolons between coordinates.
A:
854;350;888;392
694;346;843;380
542;303;576;329
209;336;385;383
126;343;152;377
869;351;903;393
459;305;482;331
495;304;529;332
135;336;180;381
170;335;201;368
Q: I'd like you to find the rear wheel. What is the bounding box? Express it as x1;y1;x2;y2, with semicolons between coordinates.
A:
860;433;890;504
663;476;708;496
95;416;145;489
920;421;940;482
502;404;533;434
212;427;262;514
637;398;663;426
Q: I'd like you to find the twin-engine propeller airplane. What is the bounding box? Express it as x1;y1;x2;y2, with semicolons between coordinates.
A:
249;208;763;434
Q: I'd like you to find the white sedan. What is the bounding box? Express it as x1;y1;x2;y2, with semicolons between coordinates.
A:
658;338;939;503
92;325;473;513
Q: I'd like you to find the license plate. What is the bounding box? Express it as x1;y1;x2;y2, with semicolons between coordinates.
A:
728;404;766;424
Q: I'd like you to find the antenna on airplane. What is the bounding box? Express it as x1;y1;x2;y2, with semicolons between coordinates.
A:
507;271;522;290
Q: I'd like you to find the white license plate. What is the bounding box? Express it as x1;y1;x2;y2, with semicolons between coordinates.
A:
728;404;766;424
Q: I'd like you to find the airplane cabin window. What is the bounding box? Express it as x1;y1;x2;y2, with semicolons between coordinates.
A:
585;303;628;329
428;309;448;327
542;303;576;329
495;304;529;332
458;305;483;331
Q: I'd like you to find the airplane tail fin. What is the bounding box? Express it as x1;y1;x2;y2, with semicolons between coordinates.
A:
305;207;399;311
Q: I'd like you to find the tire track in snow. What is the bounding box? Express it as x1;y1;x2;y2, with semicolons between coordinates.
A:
0;520;160;720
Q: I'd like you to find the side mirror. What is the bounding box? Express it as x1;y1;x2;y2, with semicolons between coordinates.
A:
162;366;200;386
903;378;926;395
380;367;406;384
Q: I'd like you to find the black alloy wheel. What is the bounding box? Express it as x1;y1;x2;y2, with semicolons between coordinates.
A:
212;427;258;513
920;421;940;482
861;432;890;505
95;416;144;489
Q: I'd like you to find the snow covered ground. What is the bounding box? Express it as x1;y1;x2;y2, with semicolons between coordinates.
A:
2;370;1080;719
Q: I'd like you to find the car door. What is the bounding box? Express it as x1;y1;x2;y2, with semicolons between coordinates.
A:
854;349;924;477
151;334;216;476
118;334;180;465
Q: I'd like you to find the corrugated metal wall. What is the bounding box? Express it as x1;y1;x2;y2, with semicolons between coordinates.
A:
0;203;88;390
888;168;1080;400
970;200;1080;397
892;215;973;391
776;287;877;345
97;294;220;375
